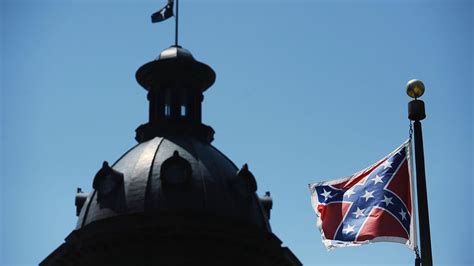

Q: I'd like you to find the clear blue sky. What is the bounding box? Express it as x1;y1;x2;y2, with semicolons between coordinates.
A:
1;0;472;265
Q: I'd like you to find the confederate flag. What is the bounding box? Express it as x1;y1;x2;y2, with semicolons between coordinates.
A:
309;140;417;250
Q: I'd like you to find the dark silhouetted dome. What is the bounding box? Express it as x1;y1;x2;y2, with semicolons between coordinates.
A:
41;45;301;266
77;136;270;231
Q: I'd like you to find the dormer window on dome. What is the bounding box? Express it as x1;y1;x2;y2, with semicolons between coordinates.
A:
160;150;192;186
92;161;126;212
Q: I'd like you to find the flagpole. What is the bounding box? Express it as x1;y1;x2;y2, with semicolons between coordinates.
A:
406;79;432;266
175;0;179;46
408;138;421;266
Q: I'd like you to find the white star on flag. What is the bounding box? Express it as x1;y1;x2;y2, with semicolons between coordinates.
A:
320;189;332;201
381;195;394;206
372;174;384;184
381;160;393;169
343;224;355;234
361;190;375;201
352;207;365;218
399;209;407;220
345;188;356;198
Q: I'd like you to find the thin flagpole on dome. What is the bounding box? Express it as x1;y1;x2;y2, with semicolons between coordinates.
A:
175;0;179;47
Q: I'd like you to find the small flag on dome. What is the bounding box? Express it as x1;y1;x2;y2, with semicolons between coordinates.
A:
151;0;174;23
309;140;417;250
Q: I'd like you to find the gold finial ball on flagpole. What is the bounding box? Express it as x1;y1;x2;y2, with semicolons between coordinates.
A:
406;79;425;99
407;79;426;120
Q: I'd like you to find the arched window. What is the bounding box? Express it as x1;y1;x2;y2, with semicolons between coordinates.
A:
165;105;171;117
160;151;192;186
180;90;187;117
164;88;171;117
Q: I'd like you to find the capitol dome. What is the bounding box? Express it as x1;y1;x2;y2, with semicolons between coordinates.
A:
41;46;301;266
76;135;270;232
